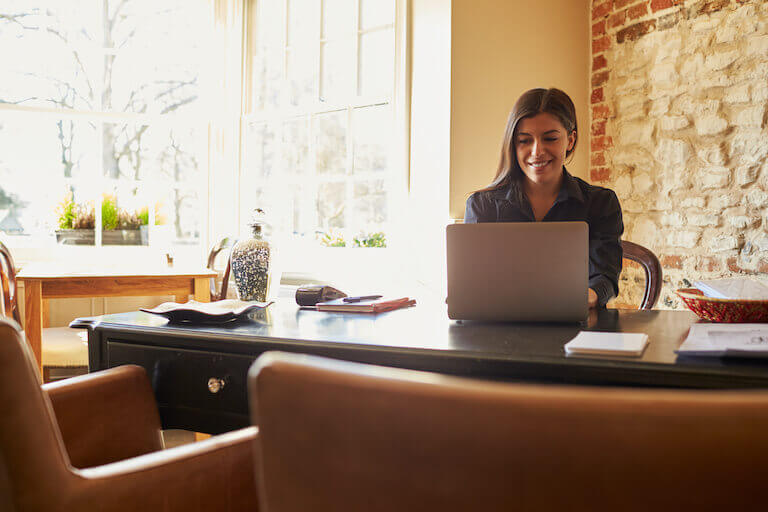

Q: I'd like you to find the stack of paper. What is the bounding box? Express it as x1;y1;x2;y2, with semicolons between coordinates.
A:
694;278;768;300
676;323;768;357
564;331;649;357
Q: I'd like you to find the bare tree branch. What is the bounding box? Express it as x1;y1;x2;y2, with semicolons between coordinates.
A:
0;12;39;30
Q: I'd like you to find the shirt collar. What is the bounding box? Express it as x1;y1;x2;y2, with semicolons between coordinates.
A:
503;167;585;204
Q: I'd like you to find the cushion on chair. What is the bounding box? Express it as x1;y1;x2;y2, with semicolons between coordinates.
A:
40;328;88;367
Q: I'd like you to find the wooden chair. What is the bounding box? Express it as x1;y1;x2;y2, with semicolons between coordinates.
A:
0;316;258;511
249;351;768;512
0;241;88;382
621;240;662;310
207;237;237;301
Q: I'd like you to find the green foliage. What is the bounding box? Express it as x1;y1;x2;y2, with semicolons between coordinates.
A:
319;231;347;247
137;207;149;226
101;195;119;230
57;194;77;230
353;232;387;248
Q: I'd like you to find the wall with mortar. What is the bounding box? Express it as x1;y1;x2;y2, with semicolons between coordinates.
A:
590;0;768;308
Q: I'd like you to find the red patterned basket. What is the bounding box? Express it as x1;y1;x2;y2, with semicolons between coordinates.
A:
675;288;768;323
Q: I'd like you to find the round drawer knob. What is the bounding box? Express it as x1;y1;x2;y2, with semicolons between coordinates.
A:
207;377;226;394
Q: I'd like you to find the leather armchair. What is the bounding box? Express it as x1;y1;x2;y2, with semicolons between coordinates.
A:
0;316;258;512
249;351;768;512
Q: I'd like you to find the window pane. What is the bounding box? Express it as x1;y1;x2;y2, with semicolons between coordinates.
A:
321;40;353;103
282;118;309;174
254;0;285;49
353;105;390;174
314;111;347;175
287;0;318;47
287;46;317;107
244;121;279;181
352;179;387;229
107;0;212;114
0;114;98;240
0;2;101;110
317;181;345;229
360;0;394;30
358;28;394;98
322;0;353;40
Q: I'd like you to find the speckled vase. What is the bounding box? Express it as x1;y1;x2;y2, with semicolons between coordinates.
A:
231;210;279;302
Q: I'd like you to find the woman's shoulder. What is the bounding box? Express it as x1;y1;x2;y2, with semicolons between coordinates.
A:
570;174;620;205
467;187;507;205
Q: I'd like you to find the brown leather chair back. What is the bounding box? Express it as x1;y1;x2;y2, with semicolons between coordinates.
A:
0;318;75;509
206;237;237;301
249;351;768;512
621;240;662;309
0;241;21;323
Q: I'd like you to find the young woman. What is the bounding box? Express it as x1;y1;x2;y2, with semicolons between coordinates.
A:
464;88;623;309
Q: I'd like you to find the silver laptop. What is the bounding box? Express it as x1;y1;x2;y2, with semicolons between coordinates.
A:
446;222;588;322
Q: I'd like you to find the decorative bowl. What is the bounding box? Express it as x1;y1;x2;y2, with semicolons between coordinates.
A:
675;288;768;323
141;299;272;324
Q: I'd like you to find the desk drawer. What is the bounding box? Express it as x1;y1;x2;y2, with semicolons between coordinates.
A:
106;340;257;421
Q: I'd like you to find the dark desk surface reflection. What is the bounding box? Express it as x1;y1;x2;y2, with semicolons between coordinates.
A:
77;299;768;390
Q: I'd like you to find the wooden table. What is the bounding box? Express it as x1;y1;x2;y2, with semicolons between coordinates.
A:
17;264;216;376
72;293;768;434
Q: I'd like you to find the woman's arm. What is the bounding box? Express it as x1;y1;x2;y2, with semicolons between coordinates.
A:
464;192;494;223
588;190;624;307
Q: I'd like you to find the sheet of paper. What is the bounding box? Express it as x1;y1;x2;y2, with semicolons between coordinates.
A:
676;323;768;356
693;278;768;300
564;331;649;356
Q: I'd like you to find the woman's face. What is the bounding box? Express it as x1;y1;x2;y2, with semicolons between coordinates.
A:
514;112;576;188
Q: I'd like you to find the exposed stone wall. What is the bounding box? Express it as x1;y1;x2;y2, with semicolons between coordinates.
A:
590;0;768;308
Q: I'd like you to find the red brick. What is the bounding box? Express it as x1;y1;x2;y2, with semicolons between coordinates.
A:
662;255;683;269
591;167;611;182
593;104;611;119
591;152;606;166
592;35;611;54
592;19;606;38
592;70;610;87
616;19;656;43
591;87;605;103
628;2;649;20
591;135;613;151
696;256;720;273
698;0;730;15
591;119;607;136
650;0;681;12
608;10;627;29
613;0;635;9
726;257;741;273
759;259;768;273
593;54;608;71
592;0;613;20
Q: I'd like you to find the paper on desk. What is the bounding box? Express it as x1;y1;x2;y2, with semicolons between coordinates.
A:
564;331;649;356
693;277;768;300
676;323;768;357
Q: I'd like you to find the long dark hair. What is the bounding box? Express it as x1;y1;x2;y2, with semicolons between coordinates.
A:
477;88;578;201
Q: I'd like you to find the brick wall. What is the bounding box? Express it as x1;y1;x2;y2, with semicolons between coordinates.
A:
590;0;768;308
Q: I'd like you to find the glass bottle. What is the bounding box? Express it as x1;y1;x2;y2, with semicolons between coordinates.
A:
230;209;280;302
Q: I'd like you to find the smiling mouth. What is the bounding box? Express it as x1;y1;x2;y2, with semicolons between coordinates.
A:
527;160;552;169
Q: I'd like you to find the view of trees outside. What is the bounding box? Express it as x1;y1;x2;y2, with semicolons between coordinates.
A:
242;0;396;247
0;0;210;247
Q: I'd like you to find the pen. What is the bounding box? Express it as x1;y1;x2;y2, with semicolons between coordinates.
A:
343;295;383;303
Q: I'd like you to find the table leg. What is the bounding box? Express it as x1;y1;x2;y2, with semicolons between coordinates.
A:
193;277;210;302
24;280;44;381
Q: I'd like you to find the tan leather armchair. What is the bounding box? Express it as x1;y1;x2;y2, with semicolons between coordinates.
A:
249;351;768;512
0;316;258;512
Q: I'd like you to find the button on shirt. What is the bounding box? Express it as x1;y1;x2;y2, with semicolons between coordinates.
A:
464;170;624;307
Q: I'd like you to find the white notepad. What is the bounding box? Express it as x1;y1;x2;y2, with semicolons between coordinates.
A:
564;331;649;356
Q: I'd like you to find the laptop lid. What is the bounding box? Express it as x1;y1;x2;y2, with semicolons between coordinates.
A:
446;221;588;322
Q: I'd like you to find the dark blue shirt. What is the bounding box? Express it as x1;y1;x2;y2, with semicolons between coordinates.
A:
463;170;624;307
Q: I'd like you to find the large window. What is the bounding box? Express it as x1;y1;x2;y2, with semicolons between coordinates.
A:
1;0;404;277
241;0;400;253
0;0;213;254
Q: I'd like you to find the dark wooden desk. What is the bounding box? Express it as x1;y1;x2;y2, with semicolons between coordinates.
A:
74;300;768;434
